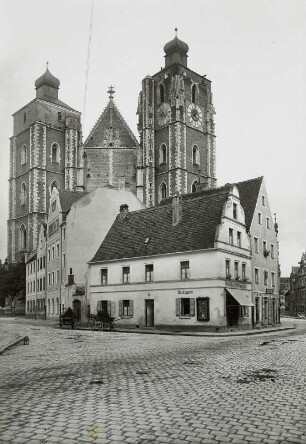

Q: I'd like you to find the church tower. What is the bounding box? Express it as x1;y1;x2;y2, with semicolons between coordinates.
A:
137;31;217;207
8;67;84;262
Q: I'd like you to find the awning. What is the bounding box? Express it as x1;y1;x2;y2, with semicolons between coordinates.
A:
226;288;254;307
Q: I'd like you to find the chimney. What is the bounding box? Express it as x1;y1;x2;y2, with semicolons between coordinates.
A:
119;204;129;220
172;195;182;226
68;268;74;286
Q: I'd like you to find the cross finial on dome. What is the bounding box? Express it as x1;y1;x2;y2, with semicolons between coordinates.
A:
175;28;178;37
46;61;49;70
108;85;115;100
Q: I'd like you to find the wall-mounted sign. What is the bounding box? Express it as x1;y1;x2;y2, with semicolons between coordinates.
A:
178;290;193;295
266;289;274;294
225;280;247;289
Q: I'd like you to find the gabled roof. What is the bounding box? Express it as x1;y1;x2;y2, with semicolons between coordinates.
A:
58;191;88;216
160;176;263;232
84;99;139;148
235;177;263;231
90;187;231;263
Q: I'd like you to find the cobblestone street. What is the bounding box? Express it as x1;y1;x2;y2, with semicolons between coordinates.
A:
0;319;305;444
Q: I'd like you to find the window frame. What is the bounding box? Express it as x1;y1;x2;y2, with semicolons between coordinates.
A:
255;268;259;285
233;203;237;220
122;266;130;284
180;261;190;280
145;264;154;282
101;268;108;285
229;228;234;245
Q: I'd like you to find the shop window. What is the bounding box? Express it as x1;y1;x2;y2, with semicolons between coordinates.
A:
97;300;111;315
119;300;133;317
241;306;250;318
176;298;195;317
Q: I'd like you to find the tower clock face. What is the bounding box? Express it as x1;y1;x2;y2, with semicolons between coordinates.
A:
156;103;171;126
187;104;203;128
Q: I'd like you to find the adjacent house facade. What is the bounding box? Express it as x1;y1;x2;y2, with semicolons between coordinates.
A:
88;184;255;331
25;186;145;323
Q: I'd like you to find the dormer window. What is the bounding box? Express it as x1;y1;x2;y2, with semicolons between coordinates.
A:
58;112;62;122
192;145;199;165
51;143;60;163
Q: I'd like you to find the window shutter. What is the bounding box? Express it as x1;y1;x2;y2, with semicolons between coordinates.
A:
97;301;102;312
190;298;195;316
111;301;116;317
128;300;134;317
176;298;181;316
119;300;123;316
107;301;111;316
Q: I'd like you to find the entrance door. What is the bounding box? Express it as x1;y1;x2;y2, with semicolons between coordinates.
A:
145;300;154;327
226;292;240;327
73;300;81;324
255;298;260;324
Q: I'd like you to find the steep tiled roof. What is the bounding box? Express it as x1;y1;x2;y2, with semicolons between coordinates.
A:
160;176;263;232
84;100;139;148
235;177;263;231
90;187;231;263
59;191;87;215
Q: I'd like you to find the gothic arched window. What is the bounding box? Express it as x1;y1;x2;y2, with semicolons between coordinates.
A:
51;143;60;163
21;182;26;206
50;180;59;196
191;84;198;104
159;182;167;202
21;145;27;165
191;181;198;193
159;84;165;103
19;225;26;251
160;144;167;164
192;145;200;165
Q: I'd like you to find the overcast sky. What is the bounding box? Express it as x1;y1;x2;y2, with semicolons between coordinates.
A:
0;0;305;275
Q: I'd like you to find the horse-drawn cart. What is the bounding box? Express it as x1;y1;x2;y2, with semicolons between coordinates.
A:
89;311;117;331
60;307;76;329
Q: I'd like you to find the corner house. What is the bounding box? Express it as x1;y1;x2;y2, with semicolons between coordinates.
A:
87;182;257;331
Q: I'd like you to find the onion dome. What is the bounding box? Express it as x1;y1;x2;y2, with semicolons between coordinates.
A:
35;68;60;90
164;36;189;55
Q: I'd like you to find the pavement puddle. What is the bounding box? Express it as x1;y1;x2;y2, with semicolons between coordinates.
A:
237;368;278;384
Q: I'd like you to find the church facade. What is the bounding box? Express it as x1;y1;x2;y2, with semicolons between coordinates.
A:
136;34;217;206
7;68;84;263
8;33;217;263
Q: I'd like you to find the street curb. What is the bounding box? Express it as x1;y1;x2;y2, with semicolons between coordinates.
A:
0;336;28;356
76;325;296;337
